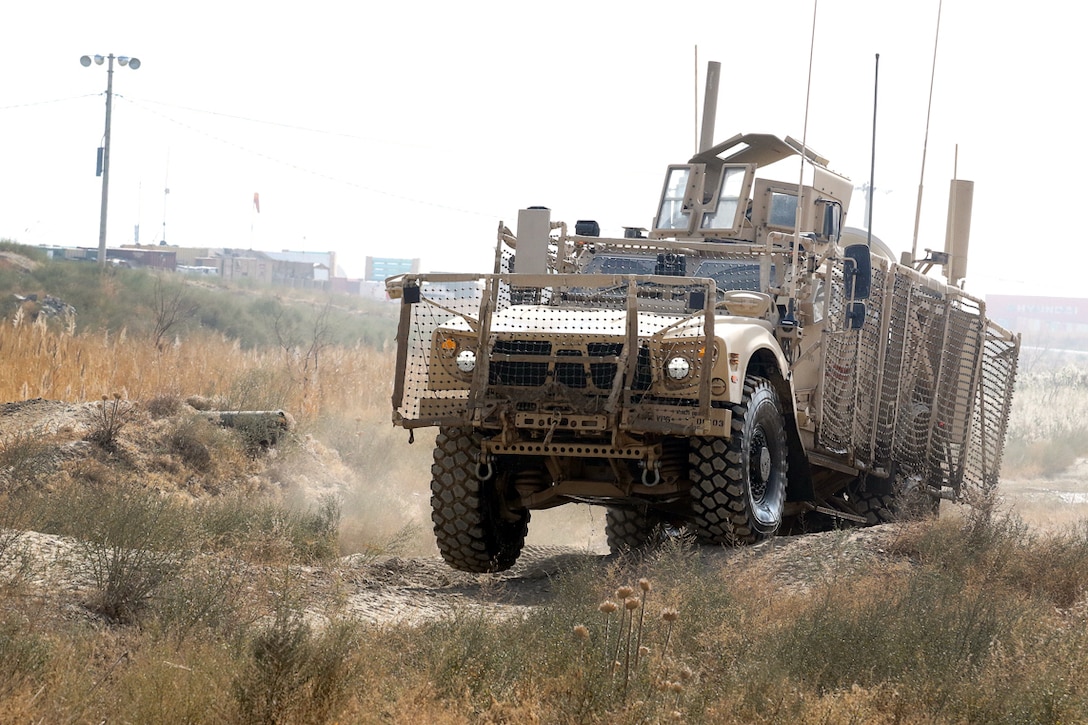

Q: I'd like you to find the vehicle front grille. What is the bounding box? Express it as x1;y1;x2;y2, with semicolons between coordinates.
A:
488;340;648;391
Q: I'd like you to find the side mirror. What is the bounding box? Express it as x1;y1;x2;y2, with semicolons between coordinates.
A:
846;301;866;329
843;244;871;300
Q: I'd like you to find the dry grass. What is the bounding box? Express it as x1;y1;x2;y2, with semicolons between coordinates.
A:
997;355;1088;531
0;307;440;556
0;506;1086;723
0;312;393;422
2;266;1088;721
1003;363;1088;479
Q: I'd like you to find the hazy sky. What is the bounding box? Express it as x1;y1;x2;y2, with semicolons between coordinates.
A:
1;0;1081;297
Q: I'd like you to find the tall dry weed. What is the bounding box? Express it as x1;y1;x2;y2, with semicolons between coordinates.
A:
1004;363;1088;478
0;309;396;424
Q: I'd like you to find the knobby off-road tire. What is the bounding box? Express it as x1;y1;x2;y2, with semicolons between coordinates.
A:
430;427;529;573
851;491;897;525
605;506;663;553
851;478;939;526
689;375;789;545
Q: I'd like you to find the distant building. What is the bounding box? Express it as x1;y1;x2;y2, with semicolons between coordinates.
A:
264;250;343;279
366;257;419;282
111;247;177;270
39;241;378;295
987;294;1088;349
986;295;1088;331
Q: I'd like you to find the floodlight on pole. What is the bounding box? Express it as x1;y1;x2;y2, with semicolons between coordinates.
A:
80;52;140;269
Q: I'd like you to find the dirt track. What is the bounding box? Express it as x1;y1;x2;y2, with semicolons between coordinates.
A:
0;399;933;627
9;525;908;628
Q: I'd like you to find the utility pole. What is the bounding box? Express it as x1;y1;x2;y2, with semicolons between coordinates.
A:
81;53;141;269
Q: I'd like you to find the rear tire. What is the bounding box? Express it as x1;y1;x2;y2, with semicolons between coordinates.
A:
605;506;662;553
689;376;789;544
851;476;939;525
430;427;528;573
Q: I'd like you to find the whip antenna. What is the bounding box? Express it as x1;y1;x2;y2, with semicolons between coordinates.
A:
867;53;879;246
789;0;819;306
910;0;944;264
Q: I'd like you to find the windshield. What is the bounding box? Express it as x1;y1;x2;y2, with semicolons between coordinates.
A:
700;167;746;230
656;167;693;231
768;191;798;228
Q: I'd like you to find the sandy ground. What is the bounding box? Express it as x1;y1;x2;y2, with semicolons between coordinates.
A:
7;524;910;628
3;398;1084;627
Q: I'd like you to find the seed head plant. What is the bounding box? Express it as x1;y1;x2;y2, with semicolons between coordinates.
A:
577;579;690;717
86;393;138;449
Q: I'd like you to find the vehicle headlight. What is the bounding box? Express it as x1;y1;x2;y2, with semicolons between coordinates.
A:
666;356;691;380
456;349;477;373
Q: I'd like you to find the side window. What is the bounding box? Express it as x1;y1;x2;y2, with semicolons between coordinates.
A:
768;191;798;228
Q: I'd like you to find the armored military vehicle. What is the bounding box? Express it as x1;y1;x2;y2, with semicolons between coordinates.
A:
386;74;1019;573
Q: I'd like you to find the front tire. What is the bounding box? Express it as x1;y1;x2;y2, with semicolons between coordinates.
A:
689;376;789;545
430;427;528;573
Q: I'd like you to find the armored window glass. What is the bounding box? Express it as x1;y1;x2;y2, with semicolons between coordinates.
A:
768;191;798;228
655;167;693;231
700;167;747;230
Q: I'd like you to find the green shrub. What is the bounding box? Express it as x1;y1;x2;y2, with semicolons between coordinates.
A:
0;617;50;700
65;484;196;623
0;429;54;494
145;394;183;419
165;416;217;472
226;369;292;414
194;494;341;565
0;240;48;263
150;557;247;645
231;578;360;725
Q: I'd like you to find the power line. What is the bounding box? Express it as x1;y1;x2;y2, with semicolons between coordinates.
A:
0;93;99;111
125;96;430;149
120;96;501;220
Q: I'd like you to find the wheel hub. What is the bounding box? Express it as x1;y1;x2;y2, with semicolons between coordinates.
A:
758;445;771;481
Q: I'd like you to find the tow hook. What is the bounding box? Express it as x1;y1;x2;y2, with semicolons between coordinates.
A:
476;452;494;481
642;461;661;487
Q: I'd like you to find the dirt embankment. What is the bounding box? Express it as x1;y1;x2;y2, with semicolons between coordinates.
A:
0;398;926;626
10;524;908;628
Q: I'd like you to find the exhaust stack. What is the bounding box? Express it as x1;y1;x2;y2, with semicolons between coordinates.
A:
698;61;721;153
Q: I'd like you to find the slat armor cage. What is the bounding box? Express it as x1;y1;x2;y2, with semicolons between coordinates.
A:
818;253;1018;498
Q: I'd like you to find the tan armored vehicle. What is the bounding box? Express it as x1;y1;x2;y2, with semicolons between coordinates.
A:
387;80;1019;573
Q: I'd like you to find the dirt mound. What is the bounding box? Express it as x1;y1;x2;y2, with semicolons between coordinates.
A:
0;399;96;438
0;251;38;273
8;525;911;629
2;397;916;627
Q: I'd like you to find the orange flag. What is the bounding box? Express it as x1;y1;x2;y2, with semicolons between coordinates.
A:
253;192;260;213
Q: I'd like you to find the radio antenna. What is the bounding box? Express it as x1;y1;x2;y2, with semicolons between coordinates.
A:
867;53;879;247
788;0;819;306
910;0;944;264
